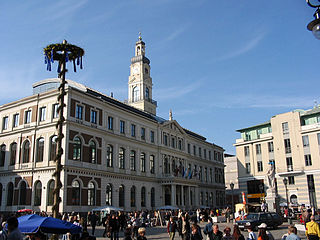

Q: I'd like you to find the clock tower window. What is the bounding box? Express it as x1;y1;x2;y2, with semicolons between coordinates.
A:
145;87;149;99
133;86;140;102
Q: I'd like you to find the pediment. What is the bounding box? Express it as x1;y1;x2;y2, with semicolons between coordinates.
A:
161;120;186;135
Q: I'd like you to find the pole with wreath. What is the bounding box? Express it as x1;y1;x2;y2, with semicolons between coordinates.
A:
43;40;84;219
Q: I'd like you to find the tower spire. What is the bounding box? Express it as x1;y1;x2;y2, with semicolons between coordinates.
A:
138;32;142;41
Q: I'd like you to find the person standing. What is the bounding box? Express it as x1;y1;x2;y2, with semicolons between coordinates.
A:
7;216;23;240
179;215;190;240
286;225;300;240
222;227;234;240
306;216;320;240
209;225;223;240
247;227;257;240
167;216;177;240
137;227;147;240
203;218;213;240
90;212;98;236
232;225;244;240
191;224;202;240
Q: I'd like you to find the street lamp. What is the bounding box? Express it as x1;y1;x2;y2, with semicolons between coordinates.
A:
230;182;235;222
306;0;320;39
283;177;292;224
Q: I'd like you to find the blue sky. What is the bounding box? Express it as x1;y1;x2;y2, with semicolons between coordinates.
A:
0;1;319;154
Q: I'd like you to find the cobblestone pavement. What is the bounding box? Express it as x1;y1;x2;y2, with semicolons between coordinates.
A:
90;221;307;240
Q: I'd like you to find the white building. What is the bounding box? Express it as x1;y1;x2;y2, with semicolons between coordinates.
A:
0;37;225;213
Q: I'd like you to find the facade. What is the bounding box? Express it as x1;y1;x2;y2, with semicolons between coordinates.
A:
224;154;240;206
0;37;225;213
234;108;320;209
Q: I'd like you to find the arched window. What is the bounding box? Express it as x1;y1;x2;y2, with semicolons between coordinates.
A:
22;140;30;163
145;87;149;99
49;136;57;161
106;144;113;167
150;155;155;174
133;86;140;102
200;192;203;206
106;184;112;206
164;157;169;174
34;181;42;206
119;185;125;207
0;144;6;166
19;181;27;205
0;183;2;206
151;187;155;207
205;192;209;206
209;192;213;207
36;138;44;162
88;182;95;206
131;186;136;207
141;187;146;207
10;142;17;165
7;182;13;206
119;147;125;169
140;153;146;172
130;150;136;171
89;140;96;164
73;137;81;161
72;180;80;205
171;159;175;174
47;180;55;206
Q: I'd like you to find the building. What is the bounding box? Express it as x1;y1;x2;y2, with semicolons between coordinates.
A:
234;107;320;209
224;154;240;207
0;37;225;213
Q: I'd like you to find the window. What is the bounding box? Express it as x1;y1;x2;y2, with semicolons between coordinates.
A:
108;116;113;130
88;182;96;206
76;105;83;120
36;138;44;162
2;116;8;130
141;127;145;140
131;124;136;137
204;149;207;159
22;141;30;163
164;157;170;174
133;86;140;102
72;180;80;205
171;138;175;148
150;131;155;143
282;122;289;133
164;134;168;146
34;181;42;206
0;145;5;166
193;146;196;155
140;152;146;172
302;135;309;147
119;147;125;169
244;146;250;157
39;107;46;122
47;180;55;206
199;147;202;157
209;150;212;160
188;144;190;154
246;163;251;174
288;176;295;185
268;142;274;153
119;185;125;207
210;168;213;183
305;154;312;166
286;157;293;171
145;87;149;98
318;133;320;145
256;144;261;155
19;181;27;205
9;142;17;165
199;166;203;181
25;110;31;124
50;136;57;161
106;184;112;206
284;139;291;153
200;192;203;205
89;140;96;164
120;120;125;134
6;182;13;206
204;167;208;182
130;150;136;171
257;161;263;172
141;187;146;207
151;187;155;207
73;137;81;161
106;144;113;167
131;186;136;207
150;155;155;174
53;104;59;119
91;110;97;124
13;114;19;127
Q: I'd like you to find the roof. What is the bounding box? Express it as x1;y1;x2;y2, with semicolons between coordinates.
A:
300;106;320;117
236;121;271;132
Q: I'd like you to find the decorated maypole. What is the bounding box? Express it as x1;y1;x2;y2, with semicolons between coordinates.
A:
43;40;84;219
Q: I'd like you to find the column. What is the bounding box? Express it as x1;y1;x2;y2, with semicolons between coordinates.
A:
181;185;184;207
171;184;176;206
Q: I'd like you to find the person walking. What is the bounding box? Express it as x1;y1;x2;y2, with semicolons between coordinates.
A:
203;218;213;240
7;216;23;240
232;225;244;240
167;216;177;240
137;227;147;240
286;225;300;240
247;227;257;240
222;227;234;240
257;223;274;240
191;224;203;240
306;216;320;240
89;212;98;236
179;215;190;240
209;225;223;240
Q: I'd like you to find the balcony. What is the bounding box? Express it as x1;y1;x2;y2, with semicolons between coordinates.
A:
125;97;157;107
276;166;304;176
301;123;320;132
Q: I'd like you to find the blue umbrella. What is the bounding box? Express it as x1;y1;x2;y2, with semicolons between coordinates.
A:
18;214;82;234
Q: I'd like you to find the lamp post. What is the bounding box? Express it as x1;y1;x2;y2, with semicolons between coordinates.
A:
306;0;320;39
43;40;84;219
283;177;292;224
230;182;235;222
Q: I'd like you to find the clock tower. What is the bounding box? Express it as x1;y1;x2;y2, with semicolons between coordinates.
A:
128;34;157;115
